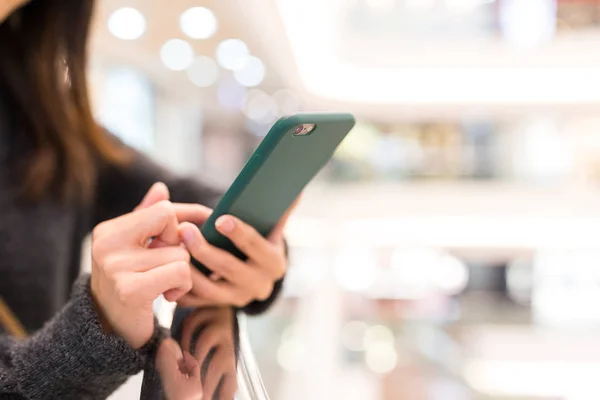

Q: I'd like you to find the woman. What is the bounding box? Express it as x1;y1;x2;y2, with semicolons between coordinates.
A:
0;0;289;398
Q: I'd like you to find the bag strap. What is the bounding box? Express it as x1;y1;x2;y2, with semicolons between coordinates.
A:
0;296;26;338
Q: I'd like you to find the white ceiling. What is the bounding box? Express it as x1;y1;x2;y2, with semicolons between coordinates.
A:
91;0;600;121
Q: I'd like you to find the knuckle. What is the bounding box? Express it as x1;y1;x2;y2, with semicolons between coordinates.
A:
234;297;248;308
193;204;206;215
174;261;191;282
240;234;258;252
218;259;233;276
256;284;272;301
92;222;108;242
91;241;105;262
274;262;286;280
174;247;191;263
102;253;126;272
155;200;175;219
114;280;135;305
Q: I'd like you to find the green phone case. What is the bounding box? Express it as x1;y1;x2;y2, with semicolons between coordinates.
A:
191;113;355;271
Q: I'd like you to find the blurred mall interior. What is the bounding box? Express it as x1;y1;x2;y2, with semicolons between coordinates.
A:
91;0;600;399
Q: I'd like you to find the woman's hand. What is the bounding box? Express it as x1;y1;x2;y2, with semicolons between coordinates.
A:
156;338;203;400
91;201;193;349
0;0;28;23
135;181;296;309
177;204;294;308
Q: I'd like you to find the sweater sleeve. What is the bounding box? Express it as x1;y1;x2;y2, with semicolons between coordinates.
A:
0;274;163;400
93;140;286;316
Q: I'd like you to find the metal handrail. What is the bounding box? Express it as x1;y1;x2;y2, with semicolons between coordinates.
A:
236;314;271;400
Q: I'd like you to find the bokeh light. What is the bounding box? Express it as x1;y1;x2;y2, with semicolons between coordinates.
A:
364;325;395;349
180;7;217;39
160;39;194;71
216;39;250;71
187;56;219;87
334;248;379;293
365;342;398;374
243;89;277;124
277;339;306;372
341;321;369;352
234;56;266;87
108;8;146;40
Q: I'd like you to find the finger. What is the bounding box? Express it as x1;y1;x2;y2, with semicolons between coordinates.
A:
181;309;214;354
163;288;187;303
126;246;190;273
186;220;285;281
203;349;226;400
187;270;242;306
147;204;212;249
156;341;204;400
269;195;301;243
210;273;223;281
177;294;211;308
172;203;213;225
181;351;201;381
221;373;238;400
179;223;248;283
129;201;180;246
96;201;179;247
155;338;183;378
193;327;221;365
135;182;170;211
139;260;192;300
214;215;272;262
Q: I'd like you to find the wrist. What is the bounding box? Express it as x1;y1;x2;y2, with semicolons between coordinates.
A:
90;283;112;334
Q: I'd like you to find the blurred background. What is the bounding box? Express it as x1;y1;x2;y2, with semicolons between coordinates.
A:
92;0;600;399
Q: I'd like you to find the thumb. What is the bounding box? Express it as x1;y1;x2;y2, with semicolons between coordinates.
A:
136;182;170;211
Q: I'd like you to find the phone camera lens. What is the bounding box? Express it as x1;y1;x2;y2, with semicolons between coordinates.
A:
294;125;304;135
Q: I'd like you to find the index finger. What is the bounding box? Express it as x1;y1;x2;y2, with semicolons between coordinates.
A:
108;201;179;246
172;203;213;225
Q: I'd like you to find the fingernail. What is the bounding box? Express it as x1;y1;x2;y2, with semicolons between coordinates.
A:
216;216;235;234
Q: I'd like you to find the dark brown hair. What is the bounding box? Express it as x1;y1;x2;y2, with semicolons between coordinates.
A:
0;0;128;202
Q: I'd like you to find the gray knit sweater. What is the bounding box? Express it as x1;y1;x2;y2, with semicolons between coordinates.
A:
0;119;283;398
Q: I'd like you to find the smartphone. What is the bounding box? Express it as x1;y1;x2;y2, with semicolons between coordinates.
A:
192;113;355;270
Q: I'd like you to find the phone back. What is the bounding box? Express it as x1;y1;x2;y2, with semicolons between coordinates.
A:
199;113;355;260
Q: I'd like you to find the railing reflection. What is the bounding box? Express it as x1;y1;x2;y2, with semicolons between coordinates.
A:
141;307;269;400
236;314;270;400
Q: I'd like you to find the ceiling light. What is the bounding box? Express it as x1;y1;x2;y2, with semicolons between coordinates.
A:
108;7;146;40
341;321;369;352
405;0;435;10
366;0;396;10
446;0;496;13
180;7;217;39
365;343;397;374
216;39;250;71
187;56;219;87
233;56;266;87
160;39;194;71
277;339;306;372
334;248;379;292
500;0;555;48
